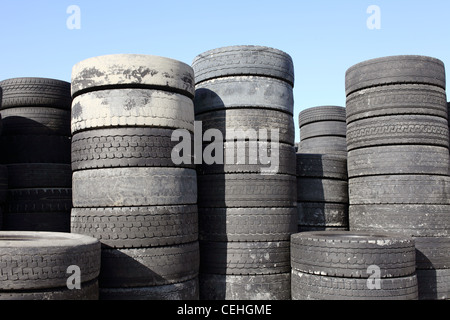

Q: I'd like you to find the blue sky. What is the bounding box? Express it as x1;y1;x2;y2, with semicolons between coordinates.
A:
1;0;449;142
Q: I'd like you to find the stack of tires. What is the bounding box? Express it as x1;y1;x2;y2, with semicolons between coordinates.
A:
298;106;347;157
0;78;72;232
70;54;200;300
192;45;297;300
346;55;450;300
291;231;419;300
0;115;6;229
0;231;101;300
296;106;349;232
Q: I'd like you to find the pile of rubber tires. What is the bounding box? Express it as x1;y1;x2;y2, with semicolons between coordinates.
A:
0;231;101;300
0;78;72;232
346;55;450;300
192;45;297;300
69;54;200;300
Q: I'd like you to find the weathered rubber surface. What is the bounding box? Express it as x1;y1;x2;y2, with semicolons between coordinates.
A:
72;168;197;208
348;145;450;178
71;127;194;171
198;207;297;242
71;89;195;134
198;142;296;175
0;78;72;110
296;153;348;180
346;84;448;124
298;106;346;128
0;231;100;290
192;45;295;86
346;115;450;151
71;205;198;248
0;279;99;300
297;202;349;228
99;278;199;300
195;108;295;145
416;269;450;300
197;174;296;208
345;55;446;96
349;204;450;237
0;135;71;164
298;226;349;232
300;121;346;140
2;212;70;232
291;231;416;278
0;165;7;203
6;188;72;213
194;76;294;115
349;175;450;205
297;178;348;204
71;54;195;98
298;136;348;157
6;164;72;188
99;242;199;288
291;270;418;300
199;273;291;300
414;237;450;270
200;241;291;275
0;107;71;136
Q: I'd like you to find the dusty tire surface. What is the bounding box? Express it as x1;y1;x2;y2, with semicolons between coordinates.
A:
298;106;346;128
6;164;72;188
297;178;348;204
297;202;349;228
296;153;348;180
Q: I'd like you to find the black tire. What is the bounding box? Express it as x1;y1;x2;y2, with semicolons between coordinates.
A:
0;107;71;136
71;205;199;248
2;212;70;233
195;108;295;145
291;231;416;278
347;145;450;178
6;188;72;213
0;165;7;203
200;241;291;275
296;153;348;180
71;127;194;171
0;231;100;290
99;242;199;288
0;78;72;110
198;142;296;175
0;135;71;164
298;136;347;157
99;278;199;300
72;168;197;208
198;207;297;242
345;55;446;96
416;269;450;300
298;106;346;128
349;175;450;205
346;115;449;151
197;173;296;208
349;204;450;238
71;54;195;98
194;76;294;115
71;89;195;134
6;164;72;188
300;121;346;140
291;270;418;300
199;273;291;300
297;202;349;228
414;237;450;270
346;84;448;124
297;178;348;204
192;45;295;87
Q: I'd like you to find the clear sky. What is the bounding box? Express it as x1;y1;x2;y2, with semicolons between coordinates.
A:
1;0;449;142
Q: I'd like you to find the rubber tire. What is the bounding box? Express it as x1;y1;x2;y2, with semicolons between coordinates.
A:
0;165;7;203
194;76;294;115
298;136;348;157
296;153;348;180
6;164;72;188
71;54;195;98
297;202;349;228
416;269;450;300
291;231;416;278
192;45;295;86
71;89;195;134
346;84;448;124
345;55;446;96
298;106;346;128
71;205;198;248
199;273;291;300
6;188;72;213
72;168;197;208
414;237;450;270
2;212;70;233
0;77;71;110
300;121;346;140
297;178;348;204
0;231;100;290
200;241;291;275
